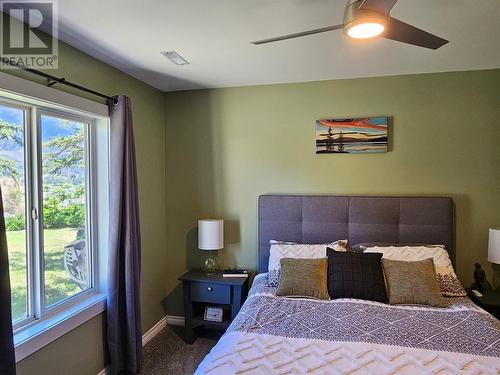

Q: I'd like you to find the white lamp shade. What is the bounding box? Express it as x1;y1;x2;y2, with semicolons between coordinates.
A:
488;228;500;264
198;219;224;250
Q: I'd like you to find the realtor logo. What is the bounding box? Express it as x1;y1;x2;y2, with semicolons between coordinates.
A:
0;0;58;68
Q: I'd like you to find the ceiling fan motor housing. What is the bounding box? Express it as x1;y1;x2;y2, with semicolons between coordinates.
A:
343;0;389;36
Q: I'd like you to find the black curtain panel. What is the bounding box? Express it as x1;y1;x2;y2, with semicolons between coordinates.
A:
107;96;142;374
0;186;16;375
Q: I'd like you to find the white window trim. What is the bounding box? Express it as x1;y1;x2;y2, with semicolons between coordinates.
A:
0;71;110;362
0;71;108;118
14;294;106;362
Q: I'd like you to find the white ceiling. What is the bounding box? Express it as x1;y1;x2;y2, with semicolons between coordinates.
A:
55;0;500;92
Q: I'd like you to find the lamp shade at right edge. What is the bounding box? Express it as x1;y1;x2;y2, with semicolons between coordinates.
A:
488;228;500;264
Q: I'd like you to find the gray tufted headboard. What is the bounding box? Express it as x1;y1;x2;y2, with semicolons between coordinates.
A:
258;195;454;273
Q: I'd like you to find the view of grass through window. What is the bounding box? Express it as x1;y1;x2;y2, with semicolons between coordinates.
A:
0;104;90;322
41;114;89;307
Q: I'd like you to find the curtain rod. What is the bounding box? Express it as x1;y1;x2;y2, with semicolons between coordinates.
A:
1;58;118;105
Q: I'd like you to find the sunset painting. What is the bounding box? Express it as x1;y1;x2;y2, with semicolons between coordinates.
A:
315;116;388;154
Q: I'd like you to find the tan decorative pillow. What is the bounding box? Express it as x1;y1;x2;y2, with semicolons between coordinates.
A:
275;257;329;300
382;258;446;307
364;245;466;297
267;240;348;287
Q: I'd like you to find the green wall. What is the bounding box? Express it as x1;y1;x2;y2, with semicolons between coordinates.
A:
5;39;168;373
164;69;500;314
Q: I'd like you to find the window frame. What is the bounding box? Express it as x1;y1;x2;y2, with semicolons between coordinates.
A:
0;96;100;333
36;108;97;317
0;96;35;331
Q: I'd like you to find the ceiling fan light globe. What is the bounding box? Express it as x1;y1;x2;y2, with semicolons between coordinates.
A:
346;22;385;39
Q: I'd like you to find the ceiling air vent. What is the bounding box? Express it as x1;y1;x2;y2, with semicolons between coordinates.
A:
161;51;189;65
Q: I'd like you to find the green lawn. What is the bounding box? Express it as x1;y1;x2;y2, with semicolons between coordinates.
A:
7;228;84;322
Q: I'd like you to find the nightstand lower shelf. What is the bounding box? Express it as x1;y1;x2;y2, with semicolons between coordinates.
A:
192;317;231;331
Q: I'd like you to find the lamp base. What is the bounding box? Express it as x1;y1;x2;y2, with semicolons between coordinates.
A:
203;251;217;275
492;263;500;291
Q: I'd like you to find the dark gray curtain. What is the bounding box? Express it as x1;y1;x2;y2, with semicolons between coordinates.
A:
0;186;16;374
107;96;142;374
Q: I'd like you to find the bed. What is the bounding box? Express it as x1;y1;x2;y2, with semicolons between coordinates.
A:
195;195;500;374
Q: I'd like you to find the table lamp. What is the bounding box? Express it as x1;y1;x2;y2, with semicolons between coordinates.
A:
488;227;500;290
198;219;223;274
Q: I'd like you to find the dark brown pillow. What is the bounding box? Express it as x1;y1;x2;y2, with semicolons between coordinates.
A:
327;248;387;302
382;258;446;307
276;258;329;300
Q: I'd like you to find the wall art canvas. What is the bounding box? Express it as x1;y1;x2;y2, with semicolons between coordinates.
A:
315;116;388;154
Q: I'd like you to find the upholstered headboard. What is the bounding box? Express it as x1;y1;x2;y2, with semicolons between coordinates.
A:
258;195;454;273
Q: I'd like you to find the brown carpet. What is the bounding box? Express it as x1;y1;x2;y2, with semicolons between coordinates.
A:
140;326;220;375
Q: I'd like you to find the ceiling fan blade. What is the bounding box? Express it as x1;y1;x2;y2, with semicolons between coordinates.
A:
251;24;343;45
383;17;449;49
359;0;398;14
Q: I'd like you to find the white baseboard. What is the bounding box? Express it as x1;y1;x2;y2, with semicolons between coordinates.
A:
97;315;185;375
142;316;167;346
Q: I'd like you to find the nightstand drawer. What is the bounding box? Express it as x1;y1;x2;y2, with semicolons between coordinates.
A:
191;282;231;304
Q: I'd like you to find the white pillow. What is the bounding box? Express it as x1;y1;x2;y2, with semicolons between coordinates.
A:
267;240;348;287
364;245;466;297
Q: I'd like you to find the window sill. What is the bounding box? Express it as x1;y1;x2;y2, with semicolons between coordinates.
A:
14;294;107;362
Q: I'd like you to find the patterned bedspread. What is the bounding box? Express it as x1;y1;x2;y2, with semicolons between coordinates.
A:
195;274;500;374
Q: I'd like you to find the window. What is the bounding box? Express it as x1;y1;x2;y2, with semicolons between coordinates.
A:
0;97;98;331
1;104;27;323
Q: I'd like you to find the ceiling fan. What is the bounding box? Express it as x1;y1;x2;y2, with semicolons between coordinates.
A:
251;0;448;49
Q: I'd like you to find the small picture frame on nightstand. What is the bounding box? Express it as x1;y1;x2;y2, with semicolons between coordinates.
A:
204;306;223;322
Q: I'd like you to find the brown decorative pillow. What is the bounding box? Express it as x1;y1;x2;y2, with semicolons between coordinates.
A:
382;258;446;307
275;257;329;300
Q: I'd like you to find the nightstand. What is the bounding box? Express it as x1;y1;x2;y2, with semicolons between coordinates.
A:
467;289;500;320
179;269;249;344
